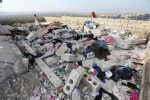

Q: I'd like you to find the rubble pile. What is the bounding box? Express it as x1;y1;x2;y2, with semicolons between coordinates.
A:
2;21;149;100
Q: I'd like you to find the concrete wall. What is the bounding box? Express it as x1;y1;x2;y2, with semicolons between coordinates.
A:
44;16;150;32
0;16;45;24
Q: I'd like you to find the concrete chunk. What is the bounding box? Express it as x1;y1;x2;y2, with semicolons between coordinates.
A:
71;88;82;100
61;54;76;62
13;57;29;74
56;44;70;56
26;32;37;41
22;40;37;56
45;57;58;66
35;58;62;88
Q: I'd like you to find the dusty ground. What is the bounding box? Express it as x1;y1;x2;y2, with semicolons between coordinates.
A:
0;36;40;100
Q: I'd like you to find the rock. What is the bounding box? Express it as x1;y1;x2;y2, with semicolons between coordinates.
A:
13;57;28;74
71;88;82;100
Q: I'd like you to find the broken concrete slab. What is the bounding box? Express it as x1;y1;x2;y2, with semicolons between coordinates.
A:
26;32;37;41
45;57;58;66
35;58;62;88
22;40;37;56
0;62;14;83
13;57;29;74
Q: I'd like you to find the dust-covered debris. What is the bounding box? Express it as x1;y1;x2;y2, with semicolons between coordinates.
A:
0;20;148;100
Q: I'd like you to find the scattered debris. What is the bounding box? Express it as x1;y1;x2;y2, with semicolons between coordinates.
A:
0;20;148;100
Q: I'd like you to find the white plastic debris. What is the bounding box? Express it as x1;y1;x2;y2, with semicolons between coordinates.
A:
105;70;113;78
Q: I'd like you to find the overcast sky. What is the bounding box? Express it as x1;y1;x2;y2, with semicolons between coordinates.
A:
0;0;150;13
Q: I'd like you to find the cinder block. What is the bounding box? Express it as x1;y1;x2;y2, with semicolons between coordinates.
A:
63;69;83;95
82;74;101;92
56;44;70;56
61;53;76;62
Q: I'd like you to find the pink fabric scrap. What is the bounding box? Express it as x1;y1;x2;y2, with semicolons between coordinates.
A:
105;36;116;46
130;92;139;100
